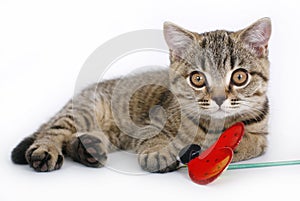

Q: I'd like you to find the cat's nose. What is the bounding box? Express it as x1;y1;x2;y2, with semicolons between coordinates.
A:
213;96;226;106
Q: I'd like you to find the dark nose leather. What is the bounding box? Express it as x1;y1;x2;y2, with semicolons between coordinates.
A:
213;96;226;106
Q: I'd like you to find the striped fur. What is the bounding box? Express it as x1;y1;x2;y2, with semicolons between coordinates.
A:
11;18;271;172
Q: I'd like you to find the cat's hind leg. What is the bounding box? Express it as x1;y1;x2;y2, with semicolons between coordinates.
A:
11;84;116;172
11;99;98;172
11;116;73;172
12;127;110;171
25;135;64;172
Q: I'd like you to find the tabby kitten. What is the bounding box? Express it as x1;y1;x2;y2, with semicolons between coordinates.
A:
11;18;271;173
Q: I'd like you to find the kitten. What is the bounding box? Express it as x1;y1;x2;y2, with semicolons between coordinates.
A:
11;18;271;173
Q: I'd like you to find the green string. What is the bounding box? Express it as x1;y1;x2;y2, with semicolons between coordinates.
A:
179;160;300;170
227;160;300;170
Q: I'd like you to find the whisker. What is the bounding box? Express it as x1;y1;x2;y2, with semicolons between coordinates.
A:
238;103;266;122
239;102;265;114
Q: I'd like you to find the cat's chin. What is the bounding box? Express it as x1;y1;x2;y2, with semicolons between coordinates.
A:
207;110;234;120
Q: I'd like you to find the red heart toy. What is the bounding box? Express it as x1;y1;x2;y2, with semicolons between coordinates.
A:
187;122;245;185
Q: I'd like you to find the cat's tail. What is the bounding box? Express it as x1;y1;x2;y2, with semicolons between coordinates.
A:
11;135;36;164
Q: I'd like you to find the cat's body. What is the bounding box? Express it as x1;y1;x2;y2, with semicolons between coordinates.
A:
11;18;271;173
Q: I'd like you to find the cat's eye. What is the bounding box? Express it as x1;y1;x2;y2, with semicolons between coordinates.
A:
231;69;249;87
189;71;206;88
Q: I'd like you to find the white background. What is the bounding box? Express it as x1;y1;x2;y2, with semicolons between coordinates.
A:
1;0;300;200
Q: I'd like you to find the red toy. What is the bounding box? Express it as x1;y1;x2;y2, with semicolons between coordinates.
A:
185;122;245;185
179;122;300;185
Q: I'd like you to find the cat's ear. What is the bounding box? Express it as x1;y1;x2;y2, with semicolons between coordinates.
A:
163;22;196;59
237;17;272;58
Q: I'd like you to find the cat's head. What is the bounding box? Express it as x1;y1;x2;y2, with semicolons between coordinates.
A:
164;18;271;120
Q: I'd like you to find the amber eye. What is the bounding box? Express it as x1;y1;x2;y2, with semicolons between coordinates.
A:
189;71;206;88
231;69;249;87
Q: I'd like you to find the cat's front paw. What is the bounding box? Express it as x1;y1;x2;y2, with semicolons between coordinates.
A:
138;146;179;173
232;133;267;162
26;143;63;172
